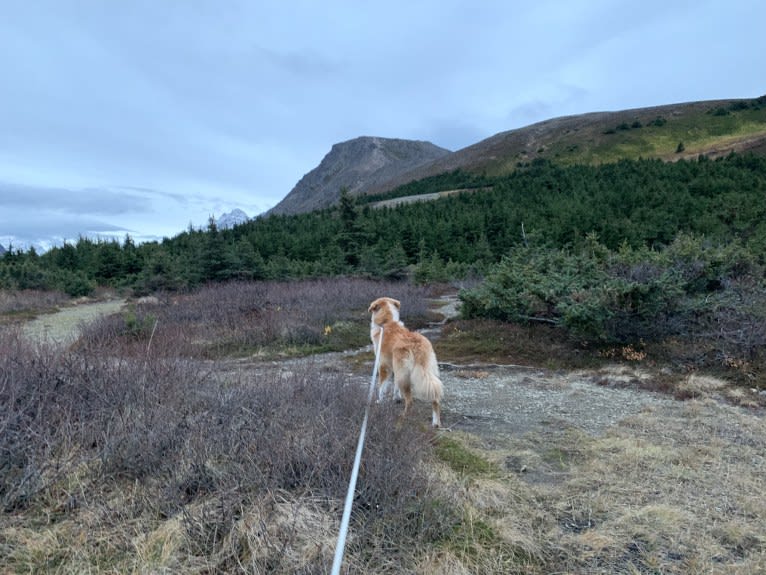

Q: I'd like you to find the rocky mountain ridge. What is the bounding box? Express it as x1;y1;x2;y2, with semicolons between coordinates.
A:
269;97;766;215
267;136;450;215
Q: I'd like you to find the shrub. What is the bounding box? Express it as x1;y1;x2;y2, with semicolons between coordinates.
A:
79;278;434;358
460;244;611;330
460;234;764;348
0;289;68;316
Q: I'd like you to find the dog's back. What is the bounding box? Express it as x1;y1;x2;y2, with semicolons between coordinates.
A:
368;297;443;427
388;325;443;402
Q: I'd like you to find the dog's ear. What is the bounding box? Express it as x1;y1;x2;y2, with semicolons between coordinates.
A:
368;301;379;313
391;299;401;309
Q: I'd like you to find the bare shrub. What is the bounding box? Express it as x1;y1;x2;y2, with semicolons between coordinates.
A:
698;278;766;359
78;278;433;358
0;288;68;316
685;277;766;386
0;328;85;509
1;294;446;572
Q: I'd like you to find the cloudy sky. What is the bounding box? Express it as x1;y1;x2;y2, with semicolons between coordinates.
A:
1;1;764;249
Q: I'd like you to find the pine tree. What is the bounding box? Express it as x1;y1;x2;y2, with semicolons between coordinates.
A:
201;217;228;281
337;188;363;267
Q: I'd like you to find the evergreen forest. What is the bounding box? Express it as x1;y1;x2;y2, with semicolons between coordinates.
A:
2;153;764;296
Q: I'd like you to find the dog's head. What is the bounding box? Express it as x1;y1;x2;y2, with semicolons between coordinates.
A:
368;297;401;325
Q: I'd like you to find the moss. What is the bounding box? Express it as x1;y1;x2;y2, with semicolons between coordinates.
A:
435;436;497;477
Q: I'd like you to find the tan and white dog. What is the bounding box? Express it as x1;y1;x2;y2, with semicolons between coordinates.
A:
368;297;443;427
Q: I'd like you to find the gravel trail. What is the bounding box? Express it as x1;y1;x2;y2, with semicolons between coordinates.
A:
21;299;126;346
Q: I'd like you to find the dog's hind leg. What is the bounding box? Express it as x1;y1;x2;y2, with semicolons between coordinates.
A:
396;374;413;418
393;379;403;402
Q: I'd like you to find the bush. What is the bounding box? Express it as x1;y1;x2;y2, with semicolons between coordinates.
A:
460;234;764;348
79;278;434;358
0;289;68;316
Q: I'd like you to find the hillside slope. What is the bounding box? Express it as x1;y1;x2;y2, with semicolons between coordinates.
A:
268;136;451;215
364;97;766;196
267;97;766;216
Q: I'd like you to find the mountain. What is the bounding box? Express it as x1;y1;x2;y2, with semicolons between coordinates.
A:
0;243;6;255
363;97;766;196
268;136;451;215
270;97;766;215
216;208;250;229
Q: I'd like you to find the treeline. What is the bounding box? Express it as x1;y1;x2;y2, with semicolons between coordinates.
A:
1;153;765;296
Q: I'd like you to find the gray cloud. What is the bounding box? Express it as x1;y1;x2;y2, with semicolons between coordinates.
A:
0;182;155;215
0;211;130;243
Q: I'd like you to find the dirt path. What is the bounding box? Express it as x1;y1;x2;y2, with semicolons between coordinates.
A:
419;294;672;437
21;299;126;346
440;365;675;438
229;293;677;447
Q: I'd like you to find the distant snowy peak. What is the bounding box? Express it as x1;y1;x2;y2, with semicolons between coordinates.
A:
0;243;6;255
216;209;249;229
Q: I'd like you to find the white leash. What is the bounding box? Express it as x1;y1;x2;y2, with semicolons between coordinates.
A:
330;326;383;575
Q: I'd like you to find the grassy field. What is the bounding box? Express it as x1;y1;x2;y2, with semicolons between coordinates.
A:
490;100;766;175
422;385;766;573
1;280;764;573
547;108;766;165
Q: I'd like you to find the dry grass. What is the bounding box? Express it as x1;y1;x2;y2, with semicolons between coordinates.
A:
79;278;433;360
428;398;766;575
2;280;765;573
421;396;766;574
427;314;766;573
551;399;766;573
0;288;69;323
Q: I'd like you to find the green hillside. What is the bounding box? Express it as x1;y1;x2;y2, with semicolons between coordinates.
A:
364;96;766;194
537;101;766;169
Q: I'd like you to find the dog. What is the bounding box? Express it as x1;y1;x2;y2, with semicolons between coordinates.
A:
368;297;443;427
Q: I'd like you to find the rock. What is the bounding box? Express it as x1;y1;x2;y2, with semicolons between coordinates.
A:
268;136;451;215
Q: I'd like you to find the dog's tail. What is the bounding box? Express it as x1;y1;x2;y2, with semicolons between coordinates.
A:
411;350;443;403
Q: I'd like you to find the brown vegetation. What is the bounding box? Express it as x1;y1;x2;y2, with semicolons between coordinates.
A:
0;279;444;573
0;289;69;323
80;279;432;359
1;278;765;573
